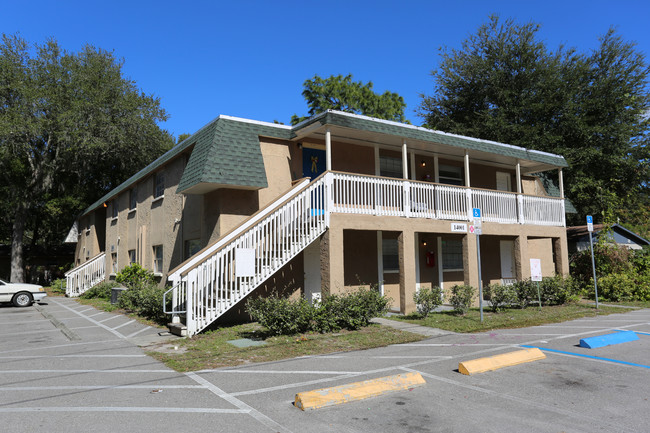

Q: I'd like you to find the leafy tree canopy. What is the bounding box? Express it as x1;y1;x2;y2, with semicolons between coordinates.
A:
0;33;174;281
418;16;650;226
291;74;407;125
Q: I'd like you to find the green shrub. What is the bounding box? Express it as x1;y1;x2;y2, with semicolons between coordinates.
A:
538;275;574;306
485;283;516;312
450;284;475;315
245;288;389;335
49;278;67;295
117;283;169;325
570;242;632;291
413;286;443;317
245;295;314;335
512;280;537;309
116;263;156;289
81;281;119;300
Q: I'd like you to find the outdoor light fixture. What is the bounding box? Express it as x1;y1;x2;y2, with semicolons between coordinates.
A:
421;160;426;167
422;240;427;246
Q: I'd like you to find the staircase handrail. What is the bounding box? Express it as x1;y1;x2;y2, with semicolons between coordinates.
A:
64;252;106;276
169;173;328;280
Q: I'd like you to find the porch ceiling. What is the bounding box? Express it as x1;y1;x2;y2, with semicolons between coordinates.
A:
292;111;567;173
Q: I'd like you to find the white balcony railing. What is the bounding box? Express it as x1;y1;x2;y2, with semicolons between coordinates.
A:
329;172;565;226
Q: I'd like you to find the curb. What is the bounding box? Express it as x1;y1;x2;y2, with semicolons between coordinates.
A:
458;348;546;375
294;372;425;410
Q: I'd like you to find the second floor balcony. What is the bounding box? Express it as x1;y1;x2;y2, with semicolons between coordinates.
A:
328;171;565;227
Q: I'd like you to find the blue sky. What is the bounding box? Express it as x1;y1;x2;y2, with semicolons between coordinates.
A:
2;0;649;139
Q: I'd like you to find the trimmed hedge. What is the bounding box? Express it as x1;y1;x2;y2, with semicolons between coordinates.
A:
245;288;389;336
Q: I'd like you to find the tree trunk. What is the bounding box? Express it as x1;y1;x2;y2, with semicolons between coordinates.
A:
10;205;26;283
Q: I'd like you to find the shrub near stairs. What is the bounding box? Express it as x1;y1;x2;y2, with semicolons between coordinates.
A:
246;288;389;336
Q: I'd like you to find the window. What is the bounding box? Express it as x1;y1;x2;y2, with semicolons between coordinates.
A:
382;238;399;272
154;172;165;199
111;200;118;219
496;172;512;192
111;253;118;274
442;239;463;271
128;249;136;264
153;245;163;274
380;155;403;179
185;239;201;260
438;164;463;186
129;188;137;210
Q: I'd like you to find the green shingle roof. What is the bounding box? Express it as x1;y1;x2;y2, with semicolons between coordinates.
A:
177;116;292;193
536;172;577;214
82;110;570;216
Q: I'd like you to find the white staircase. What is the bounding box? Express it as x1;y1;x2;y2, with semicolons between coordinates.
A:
165;173;331;336
65;252;107;297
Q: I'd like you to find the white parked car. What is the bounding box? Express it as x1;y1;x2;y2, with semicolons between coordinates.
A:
0;279;47;307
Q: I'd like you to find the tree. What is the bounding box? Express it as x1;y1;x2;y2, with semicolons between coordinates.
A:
0;34;174;282
291;74;407;125
418;16;650;226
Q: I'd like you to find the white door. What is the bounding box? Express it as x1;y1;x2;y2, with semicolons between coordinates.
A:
500;240;515;279
496;172;512;192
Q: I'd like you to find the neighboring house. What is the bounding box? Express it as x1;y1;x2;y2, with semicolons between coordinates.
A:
566;224;650;254
66;110;571;336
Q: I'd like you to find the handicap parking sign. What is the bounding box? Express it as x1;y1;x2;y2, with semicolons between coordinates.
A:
472;208;481;219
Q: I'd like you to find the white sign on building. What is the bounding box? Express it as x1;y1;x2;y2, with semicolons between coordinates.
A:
451;223;467;233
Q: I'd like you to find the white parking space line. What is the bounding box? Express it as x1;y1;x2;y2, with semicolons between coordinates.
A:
186;372;292;433
0;355;146;359
402;343;520;347
200;369;363;375
230;374;357;397
0;407;249;414
50;299;127;339
99;315;122;323
0;385;205;390
0;339;124;355
2;329;64;336
125;326;151;339
77;308;95;314
112;320;136;330
0;320;52;326
88;312;106;318
0;369;174;374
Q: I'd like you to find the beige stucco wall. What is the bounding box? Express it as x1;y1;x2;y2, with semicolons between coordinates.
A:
528;238;555;277
333;142;375;175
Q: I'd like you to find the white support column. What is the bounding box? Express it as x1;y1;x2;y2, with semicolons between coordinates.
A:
516;161;523;224
559;167;564;198
434;155;439;183
464;150;472;220
402;139;408;180
325;128;332;171
464;150;471;187
374;145;380;176
410;152;416;181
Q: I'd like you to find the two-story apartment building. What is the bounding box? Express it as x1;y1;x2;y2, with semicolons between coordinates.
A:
66;110;572;336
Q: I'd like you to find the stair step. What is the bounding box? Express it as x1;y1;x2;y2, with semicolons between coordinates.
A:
168;322;188;337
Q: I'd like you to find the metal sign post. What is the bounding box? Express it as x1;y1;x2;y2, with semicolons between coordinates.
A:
473;208;483;322
587;215;599;309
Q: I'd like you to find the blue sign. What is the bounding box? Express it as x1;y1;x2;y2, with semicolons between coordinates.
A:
586;215;593;224
472;208;481;219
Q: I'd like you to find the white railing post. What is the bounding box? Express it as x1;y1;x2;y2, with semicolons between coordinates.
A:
403;181;411;218
466;189;473;221
325;172;333;226
517;194;525;224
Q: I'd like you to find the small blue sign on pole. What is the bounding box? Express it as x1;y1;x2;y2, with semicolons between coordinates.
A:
472;208;481;219
586;215;593;224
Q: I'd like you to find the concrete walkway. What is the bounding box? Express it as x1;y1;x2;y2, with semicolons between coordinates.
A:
371;317;454;337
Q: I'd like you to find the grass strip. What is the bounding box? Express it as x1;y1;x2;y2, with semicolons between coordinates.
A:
147;323;426;372
390;303;633;333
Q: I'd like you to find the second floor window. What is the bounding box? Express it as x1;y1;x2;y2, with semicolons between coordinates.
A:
439;164;464;186
111;200;118;219
380;155;403;179
129;188;137;210
154;172;165;199
153;245;163;274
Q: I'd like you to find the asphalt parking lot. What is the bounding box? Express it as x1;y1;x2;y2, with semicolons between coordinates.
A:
0;298;648;432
